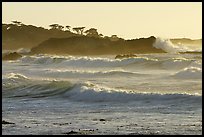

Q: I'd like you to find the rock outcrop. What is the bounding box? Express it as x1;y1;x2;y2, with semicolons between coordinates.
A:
115;54;137;59
2;52;22;60
31;36;165;55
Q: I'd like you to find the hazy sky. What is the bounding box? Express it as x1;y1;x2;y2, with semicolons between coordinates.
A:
2;2;202;39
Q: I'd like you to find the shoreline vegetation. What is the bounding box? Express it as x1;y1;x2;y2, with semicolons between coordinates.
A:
2;21;202;59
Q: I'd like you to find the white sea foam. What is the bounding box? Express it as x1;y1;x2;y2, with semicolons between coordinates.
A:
20;55;158;68
16;48;31;54
3;78;201;102
18;54;201;73
63;82;201;102
153;37;190;53
3;73;28;80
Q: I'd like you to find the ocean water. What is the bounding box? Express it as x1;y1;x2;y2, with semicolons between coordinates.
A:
2;53;202;135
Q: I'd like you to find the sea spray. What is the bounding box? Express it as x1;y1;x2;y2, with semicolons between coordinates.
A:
153;37;190;53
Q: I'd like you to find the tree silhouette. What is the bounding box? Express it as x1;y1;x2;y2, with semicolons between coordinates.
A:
49;24;64;31
72;27;80;34
111;35;118;38
73;27;85;35
110;35;119;41
78;27;85;35
12;21;22;26
99;34;103;38
66;25;71;31
84;28;99;37
58;25;64;31
49;24;59;29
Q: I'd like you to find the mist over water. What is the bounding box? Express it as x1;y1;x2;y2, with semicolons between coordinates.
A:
153;37;202;53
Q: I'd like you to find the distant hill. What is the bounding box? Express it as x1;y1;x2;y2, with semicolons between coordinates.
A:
2;23;77;50
31;36;165;55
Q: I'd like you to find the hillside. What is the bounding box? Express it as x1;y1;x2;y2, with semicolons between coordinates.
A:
2;23;77;50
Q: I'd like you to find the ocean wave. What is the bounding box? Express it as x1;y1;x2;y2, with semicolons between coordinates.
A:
16;48;31;54
20;55;158;67
124;57;199;70
2;73;29;86
43;69;146;78
19;55;200;71
3;73;28;80
172;67;202;79
20;55;66;64
2;78;73;98
2;78;201;103
161;58;197;70
66;82;201;102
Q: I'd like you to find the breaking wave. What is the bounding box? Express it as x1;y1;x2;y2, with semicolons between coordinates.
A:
16;48;31;54
2;75;201;103
172;67;202;79
42;69;147;78
18;55;200;71
20;55;157;67
153;37;192;53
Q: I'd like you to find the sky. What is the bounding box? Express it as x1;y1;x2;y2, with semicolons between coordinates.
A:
2;2;202;40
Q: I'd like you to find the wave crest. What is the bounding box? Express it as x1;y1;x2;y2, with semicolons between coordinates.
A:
153;37;190;53
172;67;202;79
3;73;28;80
18;55;201;72
3;78;201;102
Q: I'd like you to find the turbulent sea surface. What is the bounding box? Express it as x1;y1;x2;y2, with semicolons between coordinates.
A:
2;52;202;135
